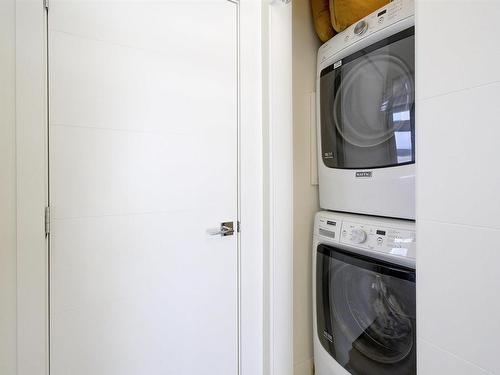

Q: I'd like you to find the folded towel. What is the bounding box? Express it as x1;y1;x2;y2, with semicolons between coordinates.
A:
329;0;390;32
311;0;336;42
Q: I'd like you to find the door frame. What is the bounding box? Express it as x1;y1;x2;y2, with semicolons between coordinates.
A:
262;2;294;375
16;1;293;375
16;1;263;374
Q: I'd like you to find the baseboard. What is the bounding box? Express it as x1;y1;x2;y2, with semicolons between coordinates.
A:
294;358;314;375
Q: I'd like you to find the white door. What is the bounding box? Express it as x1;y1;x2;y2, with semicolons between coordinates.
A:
48;1;238;374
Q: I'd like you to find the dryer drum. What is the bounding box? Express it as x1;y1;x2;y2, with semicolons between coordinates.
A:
331;55;414;148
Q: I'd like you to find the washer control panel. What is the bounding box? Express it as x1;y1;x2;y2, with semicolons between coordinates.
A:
340;221;415;259
317;216;342;240
316;212;415;261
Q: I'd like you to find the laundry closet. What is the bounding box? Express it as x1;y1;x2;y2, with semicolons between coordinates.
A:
293;1;416;375
293;1;500;375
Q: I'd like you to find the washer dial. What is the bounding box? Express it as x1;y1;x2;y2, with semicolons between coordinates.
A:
351;228;367;244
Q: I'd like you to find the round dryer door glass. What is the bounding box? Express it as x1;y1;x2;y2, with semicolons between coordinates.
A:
319;28;415;170
332;55;414;148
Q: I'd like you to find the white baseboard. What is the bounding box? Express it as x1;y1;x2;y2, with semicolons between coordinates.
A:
294;358;314;375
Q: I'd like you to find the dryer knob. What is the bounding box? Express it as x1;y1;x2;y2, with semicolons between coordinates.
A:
351;228;367;244
354;20;368;36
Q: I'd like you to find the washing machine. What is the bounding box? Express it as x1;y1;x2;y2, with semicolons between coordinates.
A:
317;0;415;219
313;211;416;375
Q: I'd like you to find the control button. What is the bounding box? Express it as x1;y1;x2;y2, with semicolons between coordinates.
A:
342;230;348;237
351;228;367;244
344;35;350;42
378;16;384;24
377;236;383;244
354;20;368;36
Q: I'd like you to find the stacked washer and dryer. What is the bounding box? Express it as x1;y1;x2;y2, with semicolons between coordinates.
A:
313;1;416;374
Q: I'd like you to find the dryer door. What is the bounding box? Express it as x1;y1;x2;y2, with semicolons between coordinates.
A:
319;27;415;170
316;244;416;375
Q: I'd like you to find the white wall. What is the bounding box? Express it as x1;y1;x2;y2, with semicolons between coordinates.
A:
292;2;320;375
263;2;294;374
239;2;265;374
416;1;500;374
0;0;17;373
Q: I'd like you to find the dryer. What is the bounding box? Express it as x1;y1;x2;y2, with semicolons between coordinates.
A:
317;0;415;219
313;211;416;375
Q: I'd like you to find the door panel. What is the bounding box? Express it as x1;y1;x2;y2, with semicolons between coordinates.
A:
319;28;415;170
48;1;238;374
316;245;416;375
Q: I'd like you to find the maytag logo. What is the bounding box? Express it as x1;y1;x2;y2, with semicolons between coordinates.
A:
356;171;372;178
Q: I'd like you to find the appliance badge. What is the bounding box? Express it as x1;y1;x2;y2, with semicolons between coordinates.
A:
355;171;372;178
333;60;342;69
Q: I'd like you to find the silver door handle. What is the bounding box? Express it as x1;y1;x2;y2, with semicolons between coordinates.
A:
207;222;234;237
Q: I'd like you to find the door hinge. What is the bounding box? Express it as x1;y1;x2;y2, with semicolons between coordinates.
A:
237;221;240;233
45;206;50;236
44;0;49;10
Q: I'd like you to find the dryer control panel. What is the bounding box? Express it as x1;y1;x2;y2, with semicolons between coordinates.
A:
317;0;414;71
316;211;416;261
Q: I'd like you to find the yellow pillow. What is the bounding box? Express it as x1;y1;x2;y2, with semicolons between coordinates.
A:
311;0;336;42
329;0;390;32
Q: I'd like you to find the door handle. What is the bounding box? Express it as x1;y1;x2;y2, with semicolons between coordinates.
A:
207;222;234;237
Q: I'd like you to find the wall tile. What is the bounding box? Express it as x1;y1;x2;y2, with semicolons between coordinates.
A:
418;338;493;375
418;220;500;374
417;82;500;229
417;0;500;99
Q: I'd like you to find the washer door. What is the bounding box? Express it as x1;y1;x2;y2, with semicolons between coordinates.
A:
316;245;416;375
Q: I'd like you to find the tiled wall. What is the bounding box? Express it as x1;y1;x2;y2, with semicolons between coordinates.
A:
416;1;500;374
